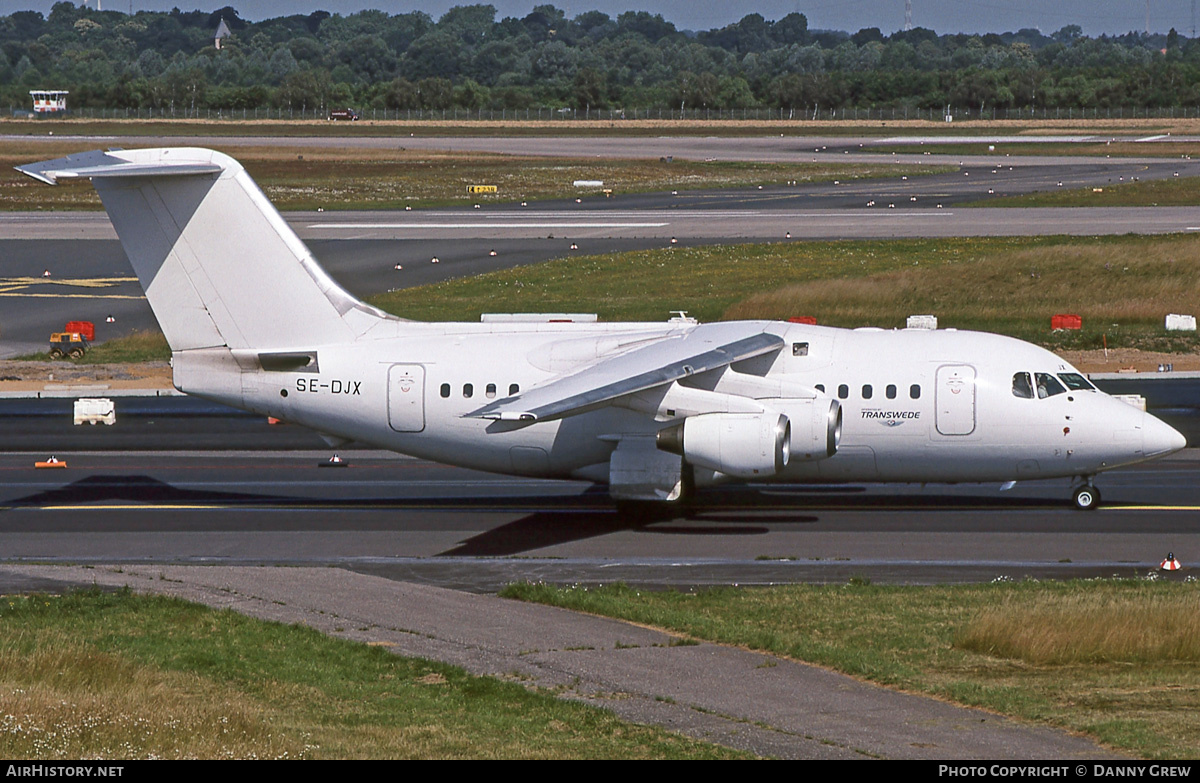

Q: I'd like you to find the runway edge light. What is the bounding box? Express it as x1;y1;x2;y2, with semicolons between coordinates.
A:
1159;552;1181;571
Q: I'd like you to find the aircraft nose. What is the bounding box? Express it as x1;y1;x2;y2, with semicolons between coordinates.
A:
1144;412;1187;457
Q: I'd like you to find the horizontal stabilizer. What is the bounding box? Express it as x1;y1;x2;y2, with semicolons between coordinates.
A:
469;325;784;422
16;150;221;185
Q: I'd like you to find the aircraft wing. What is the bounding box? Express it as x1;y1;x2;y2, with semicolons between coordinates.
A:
468;324;784;422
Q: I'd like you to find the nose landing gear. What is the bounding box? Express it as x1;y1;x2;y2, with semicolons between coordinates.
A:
1072;482;1100;511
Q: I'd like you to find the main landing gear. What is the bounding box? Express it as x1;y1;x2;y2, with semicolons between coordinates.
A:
1072;481;1100;511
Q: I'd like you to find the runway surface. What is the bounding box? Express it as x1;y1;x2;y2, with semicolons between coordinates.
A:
1;447;1196;593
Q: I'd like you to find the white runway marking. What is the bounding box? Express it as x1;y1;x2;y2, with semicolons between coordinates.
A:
308;222;670;229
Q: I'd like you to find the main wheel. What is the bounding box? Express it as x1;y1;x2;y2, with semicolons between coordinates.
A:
49;348;63;359
1073;485;1100;511
68;348;84;359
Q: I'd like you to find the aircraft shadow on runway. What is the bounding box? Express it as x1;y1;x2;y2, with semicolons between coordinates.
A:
436;486;1078;556
2;473;1078;557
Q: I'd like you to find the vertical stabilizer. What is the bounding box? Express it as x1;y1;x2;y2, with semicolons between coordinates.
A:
17;148;386;351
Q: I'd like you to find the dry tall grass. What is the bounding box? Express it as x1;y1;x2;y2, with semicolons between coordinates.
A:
0;631;303;759
724;237;1200;328
955;591;1200;665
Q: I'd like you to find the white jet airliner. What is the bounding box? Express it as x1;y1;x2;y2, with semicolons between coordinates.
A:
17;148;1187;510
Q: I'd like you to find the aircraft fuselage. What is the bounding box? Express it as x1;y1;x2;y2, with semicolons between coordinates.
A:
174;320;1180;487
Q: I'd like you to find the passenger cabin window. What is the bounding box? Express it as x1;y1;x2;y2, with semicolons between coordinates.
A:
886;384;897;400
1035;373;1066;399
910;384;921;399
486;383;497;399
862;384;873;399
1012;372;1034;399
463;383;474;398
792;342;809;357
509;383;520;395
838;384;849;399
440;383;450;398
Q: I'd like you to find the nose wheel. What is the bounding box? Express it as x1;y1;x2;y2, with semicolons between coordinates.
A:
1072;483;1100;511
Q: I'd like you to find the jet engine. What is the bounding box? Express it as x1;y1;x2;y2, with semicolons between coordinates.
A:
656;412;791;478
775;398;841;461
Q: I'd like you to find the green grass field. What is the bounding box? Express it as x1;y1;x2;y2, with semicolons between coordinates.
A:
371;233;1200;353
0;588;743;760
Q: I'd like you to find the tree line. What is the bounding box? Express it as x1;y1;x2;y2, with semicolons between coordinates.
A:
4;2;1200;115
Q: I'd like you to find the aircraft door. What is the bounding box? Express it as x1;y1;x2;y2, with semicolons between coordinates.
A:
387;364;425;432
935;364;976;436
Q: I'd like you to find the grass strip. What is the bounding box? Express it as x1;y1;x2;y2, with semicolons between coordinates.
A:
371;233;1200;352
0;140;948;211
0;588;743;759
501;578;1200;759
30;233;1200;361
5;117;1200;138
17;331;170;363
971;175;1200;207
880;141;1200;158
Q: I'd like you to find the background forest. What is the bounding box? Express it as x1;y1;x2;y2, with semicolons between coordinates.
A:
4;2;1200;116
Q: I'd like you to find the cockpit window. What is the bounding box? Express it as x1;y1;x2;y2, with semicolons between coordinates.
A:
1012;372;1033;399
1058;373;1095;391
1035;372;1067;399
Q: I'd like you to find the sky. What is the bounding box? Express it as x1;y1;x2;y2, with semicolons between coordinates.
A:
3;1;1199;38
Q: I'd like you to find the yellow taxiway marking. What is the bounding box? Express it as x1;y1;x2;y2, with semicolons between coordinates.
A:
0;275;143;299
27;504;421;511
36;504;222;511
0;276;138;288
1105;505;1200;511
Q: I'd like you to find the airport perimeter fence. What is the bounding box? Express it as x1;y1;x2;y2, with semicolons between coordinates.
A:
14;105;1200;122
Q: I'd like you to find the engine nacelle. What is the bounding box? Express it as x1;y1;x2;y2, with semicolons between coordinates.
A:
774;398;841;461
656;412;790;478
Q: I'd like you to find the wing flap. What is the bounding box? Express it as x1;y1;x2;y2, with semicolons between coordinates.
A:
469;327;784;422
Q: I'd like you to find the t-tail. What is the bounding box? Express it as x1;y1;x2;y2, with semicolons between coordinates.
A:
17;147;393;352
18;148;399;409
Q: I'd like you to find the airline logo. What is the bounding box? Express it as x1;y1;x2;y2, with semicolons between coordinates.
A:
862;409;921;427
